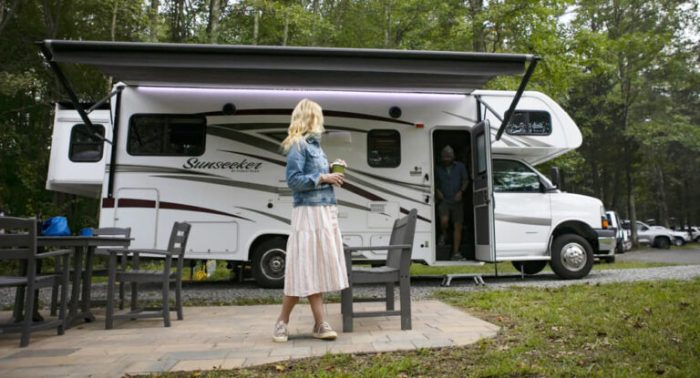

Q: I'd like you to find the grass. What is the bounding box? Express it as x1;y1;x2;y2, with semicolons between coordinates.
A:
155;278;700;377
96;258;681;285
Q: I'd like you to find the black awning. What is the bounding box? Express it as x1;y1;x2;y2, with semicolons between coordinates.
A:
40;40;532;94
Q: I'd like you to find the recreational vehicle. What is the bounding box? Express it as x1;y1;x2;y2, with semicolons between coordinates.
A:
41;40;615;287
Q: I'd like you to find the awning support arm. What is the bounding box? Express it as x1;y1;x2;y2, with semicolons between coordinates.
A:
475;95;504;122
38;42;112;144
495;57;540;141
87;86;123;114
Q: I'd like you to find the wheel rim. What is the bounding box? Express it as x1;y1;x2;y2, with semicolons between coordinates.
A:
560;242;587;271
674;238;683;246
260;248;286;281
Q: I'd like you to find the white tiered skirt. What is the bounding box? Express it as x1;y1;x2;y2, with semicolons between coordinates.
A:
284;205;349;297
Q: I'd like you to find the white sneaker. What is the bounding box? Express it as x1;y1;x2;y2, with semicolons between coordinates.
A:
272;320;288;343
312;321;337;340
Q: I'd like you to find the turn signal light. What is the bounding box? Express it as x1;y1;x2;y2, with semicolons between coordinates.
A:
601;217;609;229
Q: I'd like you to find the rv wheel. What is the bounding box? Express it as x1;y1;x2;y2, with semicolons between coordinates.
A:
550;234;593;279
511;261;547;275
252;238;287;288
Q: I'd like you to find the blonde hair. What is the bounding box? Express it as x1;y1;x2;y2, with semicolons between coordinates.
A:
281;99;325;153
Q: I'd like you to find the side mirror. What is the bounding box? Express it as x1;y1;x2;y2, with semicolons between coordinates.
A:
550;167;562;189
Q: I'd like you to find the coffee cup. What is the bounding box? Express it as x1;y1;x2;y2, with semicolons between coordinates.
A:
331;160;347;175
331;164;345;175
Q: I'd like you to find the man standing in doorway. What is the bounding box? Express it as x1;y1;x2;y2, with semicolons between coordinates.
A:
436;145;469;260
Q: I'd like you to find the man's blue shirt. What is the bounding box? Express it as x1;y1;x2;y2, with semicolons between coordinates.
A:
436;161;469;201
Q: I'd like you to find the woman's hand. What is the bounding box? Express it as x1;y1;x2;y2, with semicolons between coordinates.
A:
321;173;345;187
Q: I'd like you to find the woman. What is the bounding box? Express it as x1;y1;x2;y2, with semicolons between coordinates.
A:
273;99;349;342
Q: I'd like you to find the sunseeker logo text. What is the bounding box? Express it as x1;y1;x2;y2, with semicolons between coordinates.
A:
183;157;262;172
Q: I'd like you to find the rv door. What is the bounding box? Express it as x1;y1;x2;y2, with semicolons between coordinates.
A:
471;120;496;262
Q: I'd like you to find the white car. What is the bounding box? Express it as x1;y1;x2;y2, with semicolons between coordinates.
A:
675;226;700;243
666;228;691;246
634;221;674;249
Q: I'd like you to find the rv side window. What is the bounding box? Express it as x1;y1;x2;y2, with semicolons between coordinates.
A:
367;130;400;167
128;114;206;156
69;124;105;162
492;159;541;193
505;110;552;136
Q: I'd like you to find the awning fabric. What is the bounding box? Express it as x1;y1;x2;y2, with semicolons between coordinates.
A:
40;40;533;94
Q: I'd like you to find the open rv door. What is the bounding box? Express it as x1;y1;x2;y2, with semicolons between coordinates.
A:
472;120;496;262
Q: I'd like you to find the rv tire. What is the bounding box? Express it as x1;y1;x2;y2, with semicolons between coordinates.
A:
511;261;547;275
251;238;287;288
550;234;593;279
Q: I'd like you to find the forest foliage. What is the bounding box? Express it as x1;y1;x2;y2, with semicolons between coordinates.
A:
0;0;698;235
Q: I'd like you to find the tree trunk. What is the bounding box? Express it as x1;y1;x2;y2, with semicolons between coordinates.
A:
149;0;159;42
655;162;669;228
0;0;22;37
253;8;260;45
171;0;185;42
111;0;119;41
383;0;390;48
469;0;484;52
41;0;63;38
311;0;319;44
206;0;222;44
626;155;638;247
282;8;289;46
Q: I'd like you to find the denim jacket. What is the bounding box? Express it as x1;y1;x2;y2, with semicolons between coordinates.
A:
285;136;337;207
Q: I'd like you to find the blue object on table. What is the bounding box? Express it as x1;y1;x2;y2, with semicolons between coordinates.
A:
79;228;93;236
41;216;71;236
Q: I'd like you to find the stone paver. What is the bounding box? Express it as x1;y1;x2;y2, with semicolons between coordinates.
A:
0;300;498;377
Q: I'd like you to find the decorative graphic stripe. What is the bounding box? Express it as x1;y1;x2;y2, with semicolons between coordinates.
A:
400;207;432;223
347;168;429;189
341;182;385;201
344;173;425;205
208;126;284;156
236;207;291;225
102;198;253;221
200;108;414;126
443;111;478;125
494;213;551;226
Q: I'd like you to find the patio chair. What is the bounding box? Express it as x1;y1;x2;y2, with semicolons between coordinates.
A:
93;227;132;310
105;222;191;329
0;217;71;347
49;227;132;316
341;209;417;332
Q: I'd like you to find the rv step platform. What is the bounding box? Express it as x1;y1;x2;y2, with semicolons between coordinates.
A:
430;260;485;267
411;273;486;287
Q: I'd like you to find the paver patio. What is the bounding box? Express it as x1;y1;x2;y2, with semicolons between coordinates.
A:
0;300;499;377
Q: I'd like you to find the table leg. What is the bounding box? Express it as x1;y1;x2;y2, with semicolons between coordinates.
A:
81;246;96;322
67;247;83;328
12;260;26;322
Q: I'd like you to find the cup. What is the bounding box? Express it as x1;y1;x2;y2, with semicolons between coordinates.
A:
331;163;346;175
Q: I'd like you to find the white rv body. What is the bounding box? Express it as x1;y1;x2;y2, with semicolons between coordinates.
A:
48;85;614;284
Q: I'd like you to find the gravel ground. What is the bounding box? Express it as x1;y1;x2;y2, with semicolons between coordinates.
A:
3;264;700;309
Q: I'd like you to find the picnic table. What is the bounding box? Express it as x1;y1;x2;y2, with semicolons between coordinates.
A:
13;236;132;327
